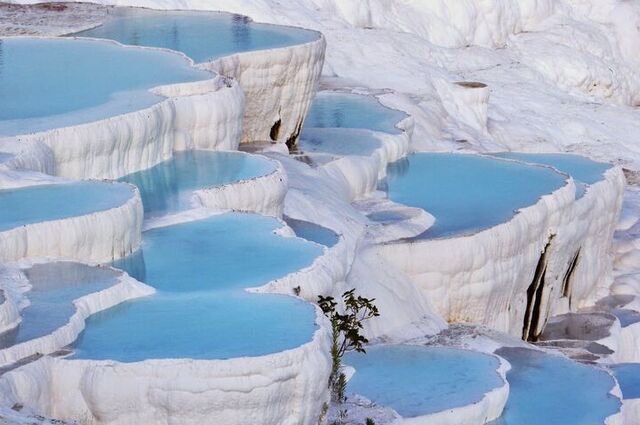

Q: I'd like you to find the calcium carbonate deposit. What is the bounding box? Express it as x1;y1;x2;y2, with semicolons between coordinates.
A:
0;1;639;424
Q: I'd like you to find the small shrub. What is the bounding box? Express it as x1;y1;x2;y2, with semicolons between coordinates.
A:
318;289;379;403
365;418;376;425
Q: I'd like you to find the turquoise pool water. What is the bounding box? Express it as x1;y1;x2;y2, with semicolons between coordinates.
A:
0;263;120;349
74;9;318;63
119;151;275;217
610;363;640;399
492;153;611;198
491;347;620;425
344;345;503;418
73;214;322;361
0;38;209;136
304;92;406;134
285;217;339;247
384;154;567;238
298;128;383;157
0;181;134;232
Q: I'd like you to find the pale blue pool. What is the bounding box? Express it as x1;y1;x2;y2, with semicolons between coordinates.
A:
74;9;319;63
0;263;120;349
285;217;339;247
298;128;383;157
0;181;134;232
304;92;406;134
384;154;567;238
491;347;621;425
73;213;322;361
344;345;504;418
0;38;209;136
119;151;275;217
492;153;611;198
610;363;640;399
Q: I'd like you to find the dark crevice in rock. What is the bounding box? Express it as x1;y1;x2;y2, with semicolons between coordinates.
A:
523;237;553;341
269;118;282;141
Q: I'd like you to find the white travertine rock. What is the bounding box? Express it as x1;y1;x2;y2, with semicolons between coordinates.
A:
0;74;244;180
204;34;326;145
0;182;143;264
193;155;288;217
379;164;624;338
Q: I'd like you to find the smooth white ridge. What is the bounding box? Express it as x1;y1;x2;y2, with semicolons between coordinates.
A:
193;155;288;217
204;34;326;145
0;182;143;264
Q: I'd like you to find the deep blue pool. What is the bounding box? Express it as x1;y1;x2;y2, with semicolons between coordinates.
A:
74;9;318;63
384;153;567;238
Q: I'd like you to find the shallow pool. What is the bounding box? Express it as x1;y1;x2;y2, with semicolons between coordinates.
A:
0;37;209;136
344;345;503;418
492;153;611;198
609;363;640;399
384;153;567;238
74;9;318;63
0;181;134;232
285;217;339;247
491;347;620;425
0;263;120;349
73;213;322;361
119;151;275;217
304;92;406;134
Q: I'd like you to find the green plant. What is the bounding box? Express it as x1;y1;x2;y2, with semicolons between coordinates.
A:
318;289;379;403
293;286;301;296
365;418;376;425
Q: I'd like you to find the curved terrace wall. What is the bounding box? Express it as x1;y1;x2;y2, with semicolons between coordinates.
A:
203;34;326;146
379;159;624;339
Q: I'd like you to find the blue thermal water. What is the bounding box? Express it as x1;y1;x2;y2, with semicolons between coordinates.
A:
73;214;322;361
491;347;621;425
344;345;503;418
0;38;209;136
610;363;640;400
0;181;134;232
119;151;275;217
298;128;383;157
285;217;339;247
611;308;640;327
0;263;120;348
304;92;406;134
384;153;567;238
492;153;611;199
74;9;318;63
